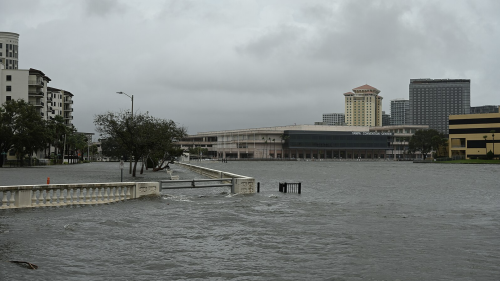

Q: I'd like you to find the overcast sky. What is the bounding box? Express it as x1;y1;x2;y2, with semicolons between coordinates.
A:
2;0;500;138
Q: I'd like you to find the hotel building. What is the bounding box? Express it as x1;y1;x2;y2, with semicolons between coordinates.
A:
344;84;383;127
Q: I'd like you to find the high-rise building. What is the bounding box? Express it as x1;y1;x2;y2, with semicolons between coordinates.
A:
470;105;499;114
390;99;409;125
0;32;19;70
322;113;345;125
382;111;391;126
344;84;383;126
409;79;470;134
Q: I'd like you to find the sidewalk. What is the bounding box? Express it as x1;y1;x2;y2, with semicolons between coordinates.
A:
0;162;196;186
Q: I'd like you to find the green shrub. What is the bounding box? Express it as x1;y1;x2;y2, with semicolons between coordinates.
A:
487;150;494;160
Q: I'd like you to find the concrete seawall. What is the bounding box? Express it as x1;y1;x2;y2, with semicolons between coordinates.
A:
0;182;160;209
176;162;256;194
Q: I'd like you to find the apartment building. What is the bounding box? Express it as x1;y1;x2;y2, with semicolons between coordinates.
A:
390;99;409;125
0;32;19;70
344;84;383;126
322;113;345;125
28;68;50;120
48;87;74;126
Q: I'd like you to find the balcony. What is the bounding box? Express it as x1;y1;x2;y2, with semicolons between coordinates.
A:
28;79;44;88
28;90;44;96
64;100;74;104
64;107;73;112
29;101;44;107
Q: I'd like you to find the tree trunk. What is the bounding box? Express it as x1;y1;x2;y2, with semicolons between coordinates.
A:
132;160;139;177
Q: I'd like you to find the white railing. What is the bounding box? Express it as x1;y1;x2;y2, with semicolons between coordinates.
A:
175;163;256;194
0;182;160;209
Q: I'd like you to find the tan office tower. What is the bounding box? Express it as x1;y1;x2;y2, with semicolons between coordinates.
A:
0;32;20;69
344;84;383;127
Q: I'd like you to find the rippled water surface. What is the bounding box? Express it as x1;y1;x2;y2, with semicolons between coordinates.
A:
1;161;499;280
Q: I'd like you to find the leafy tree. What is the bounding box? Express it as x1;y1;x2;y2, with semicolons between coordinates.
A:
94;111;186;176
408;129;447;160
188;147;208;157
66;130;88;161
144;117;187;172
101;137;129;160
0;99;48;166
46;115;70;161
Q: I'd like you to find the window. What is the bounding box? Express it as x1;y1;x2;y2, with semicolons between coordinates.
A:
6;85;11;91
6;75;11;81
6;96;11;101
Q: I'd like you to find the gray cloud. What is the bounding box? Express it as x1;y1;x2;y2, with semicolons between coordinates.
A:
2;0;500;137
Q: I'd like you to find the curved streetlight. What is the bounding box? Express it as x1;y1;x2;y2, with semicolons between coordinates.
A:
116;91;134;174
116;92;133;117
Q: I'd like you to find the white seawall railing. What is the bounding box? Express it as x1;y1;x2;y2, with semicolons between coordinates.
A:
176;163;256;194
0;182;160;209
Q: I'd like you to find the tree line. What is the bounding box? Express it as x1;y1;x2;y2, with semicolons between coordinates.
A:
408;129;448;160
94;111;187;177
0;99;90;167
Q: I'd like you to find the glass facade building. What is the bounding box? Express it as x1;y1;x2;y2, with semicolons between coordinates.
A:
283;130;392;159
409;79;470;134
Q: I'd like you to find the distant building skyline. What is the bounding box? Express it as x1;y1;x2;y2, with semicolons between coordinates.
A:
470;105;499;114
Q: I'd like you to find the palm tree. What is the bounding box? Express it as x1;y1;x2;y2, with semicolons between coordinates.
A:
491;130;496;158
272;138;275;159
483;135;488;158
280;134;290;159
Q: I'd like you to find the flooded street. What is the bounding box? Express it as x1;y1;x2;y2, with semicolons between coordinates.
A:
1;161;499;280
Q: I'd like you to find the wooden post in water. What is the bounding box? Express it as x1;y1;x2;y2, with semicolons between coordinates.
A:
257;182;260;193
298;182;301;194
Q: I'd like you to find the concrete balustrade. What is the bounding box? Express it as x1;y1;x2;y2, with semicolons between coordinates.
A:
0;182;160;209
176;163;256;194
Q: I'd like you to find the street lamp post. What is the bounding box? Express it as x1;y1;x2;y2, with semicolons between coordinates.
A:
116;91;134;174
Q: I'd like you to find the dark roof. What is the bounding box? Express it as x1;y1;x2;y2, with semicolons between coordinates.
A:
29;68;51;82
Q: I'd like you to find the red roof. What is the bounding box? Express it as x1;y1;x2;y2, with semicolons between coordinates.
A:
343;92;354;95
353;84;378;91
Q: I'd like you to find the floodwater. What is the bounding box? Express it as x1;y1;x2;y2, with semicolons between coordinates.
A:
1;161;499;280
